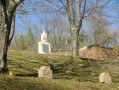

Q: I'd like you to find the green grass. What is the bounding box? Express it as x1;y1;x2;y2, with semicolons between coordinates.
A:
0;75;119;90
1;49;118;90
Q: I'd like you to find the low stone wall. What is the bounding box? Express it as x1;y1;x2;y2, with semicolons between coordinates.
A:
43;52;71;56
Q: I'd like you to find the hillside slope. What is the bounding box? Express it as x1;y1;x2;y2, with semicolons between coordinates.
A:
0;49;119;90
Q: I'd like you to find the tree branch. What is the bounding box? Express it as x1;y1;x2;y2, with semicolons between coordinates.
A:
82;0;86;18
14;0;24;4
85;0;111;13
9;11;16;46
77;0;83;21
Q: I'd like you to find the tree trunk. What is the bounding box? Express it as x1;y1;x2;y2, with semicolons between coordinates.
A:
0;4;10;73
9;11;16;46
70;26;79;57
0;1;14;73
0;0;23;73
0;28;8;73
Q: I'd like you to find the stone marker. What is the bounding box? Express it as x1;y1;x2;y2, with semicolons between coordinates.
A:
38;66;53;79
29;60;39;63
78;64;88;67
9;71;13;76
91;73;99;76
7;59;12;61
114;60;118;61
99;72;112;83
34;68;39;71
54;63;64;67
65;71;74;74
8;65;14;68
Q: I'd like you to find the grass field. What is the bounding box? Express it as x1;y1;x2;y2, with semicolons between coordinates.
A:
0;49;119;90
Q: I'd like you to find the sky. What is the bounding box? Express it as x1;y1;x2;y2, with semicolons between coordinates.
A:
15;0;119;37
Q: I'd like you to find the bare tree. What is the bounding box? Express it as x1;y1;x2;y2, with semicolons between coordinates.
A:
0;0;24;73
65;0;112;58
64;0;86;57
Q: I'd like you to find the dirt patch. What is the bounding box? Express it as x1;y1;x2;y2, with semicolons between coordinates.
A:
79;44;119;60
